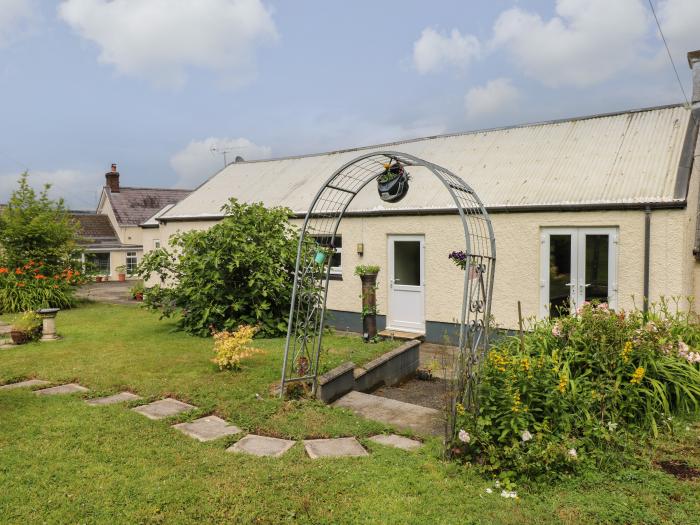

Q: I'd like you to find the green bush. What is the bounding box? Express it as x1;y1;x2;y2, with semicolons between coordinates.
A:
453;301;700;483
137;199;311;337
0;263;82;313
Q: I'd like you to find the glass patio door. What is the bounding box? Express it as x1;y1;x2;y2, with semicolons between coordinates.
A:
540;228;618;318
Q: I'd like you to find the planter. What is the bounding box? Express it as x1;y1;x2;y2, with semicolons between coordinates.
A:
10;330;30;345
377;164;410;203
360;273;378;341
95;276;103;283
133;292;143;301
117;273;126;282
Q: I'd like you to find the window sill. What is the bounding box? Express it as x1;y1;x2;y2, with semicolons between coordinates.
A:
329;273;343;281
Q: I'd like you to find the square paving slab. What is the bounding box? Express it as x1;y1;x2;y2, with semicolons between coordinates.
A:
333;391;443;436
132;398;197;420
86;392;142;406
369;434;422;451
0;379;50;390
173;416;242;442
227;435;295;457
303;437;368;459
35;383;89;395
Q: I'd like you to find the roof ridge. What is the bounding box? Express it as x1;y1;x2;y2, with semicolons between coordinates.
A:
112;186;193;192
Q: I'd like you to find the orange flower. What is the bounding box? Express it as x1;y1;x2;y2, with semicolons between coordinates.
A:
15;268;23;275
53;285;59;289
16;282;25;287
74;271;80;276
0;268;7;274
34;274;46;280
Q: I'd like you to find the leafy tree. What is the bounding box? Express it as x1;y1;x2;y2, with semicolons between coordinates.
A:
0;172;82;273
138;199;310;337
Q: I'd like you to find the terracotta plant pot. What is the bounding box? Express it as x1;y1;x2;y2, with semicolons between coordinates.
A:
95;276;103;283
10;330;30;345
118;273;126;282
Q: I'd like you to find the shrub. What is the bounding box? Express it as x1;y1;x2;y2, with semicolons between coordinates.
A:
11;311;42;341
0;173;82;274
0;261;83;313
453;301;700;483
137;199;311;337
212;325;263;370
354;265;380;276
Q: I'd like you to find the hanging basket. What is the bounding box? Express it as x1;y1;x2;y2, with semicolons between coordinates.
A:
377;162;410;203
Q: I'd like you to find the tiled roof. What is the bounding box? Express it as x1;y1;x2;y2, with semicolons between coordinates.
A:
71;212;120;247
106;187;191;226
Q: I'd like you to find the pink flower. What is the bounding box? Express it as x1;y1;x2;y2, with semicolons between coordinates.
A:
552;324;562;337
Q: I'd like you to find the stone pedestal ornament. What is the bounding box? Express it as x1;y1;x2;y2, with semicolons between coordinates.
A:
37;308;61;342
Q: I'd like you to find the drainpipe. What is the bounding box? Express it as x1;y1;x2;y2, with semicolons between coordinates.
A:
643;206;651;316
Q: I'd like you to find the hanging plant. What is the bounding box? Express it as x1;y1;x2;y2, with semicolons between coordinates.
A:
377;160;410;203
449;250;480;280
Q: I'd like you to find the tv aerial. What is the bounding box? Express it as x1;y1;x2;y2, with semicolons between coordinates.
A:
209;145;246;168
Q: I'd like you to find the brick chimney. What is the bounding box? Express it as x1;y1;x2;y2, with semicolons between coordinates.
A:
105;163;120;193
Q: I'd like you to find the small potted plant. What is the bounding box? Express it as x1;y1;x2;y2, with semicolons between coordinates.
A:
10;311;42;345
354;265;380;341
130;282;145;301
377;159;410;203
115;265;127;282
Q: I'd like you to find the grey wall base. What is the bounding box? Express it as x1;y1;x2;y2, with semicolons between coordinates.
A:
327;309;460;344
316;340;421;404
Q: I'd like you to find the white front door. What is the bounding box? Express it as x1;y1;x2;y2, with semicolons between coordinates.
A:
387;235;425;333
540;227;618;318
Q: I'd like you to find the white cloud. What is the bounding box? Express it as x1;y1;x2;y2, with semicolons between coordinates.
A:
413;27;480;74
0;0;34;47
492;0;649;87
0;169;100;210
58;0;278;87
170;137;272;188
465;78;520;120
657;0;700;65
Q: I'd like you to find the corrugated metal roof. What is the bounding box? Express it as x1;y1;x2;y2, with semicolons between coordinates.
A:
162;105;693;220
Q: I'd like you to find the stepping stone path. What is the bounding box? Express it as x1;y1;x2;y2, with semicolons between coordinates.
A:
132;398;197;420
86;392;142;406
303;437;368;459
35;383;89;395
173;416;241;442
0;379;50;390
369;434;422;451
227;435;295;457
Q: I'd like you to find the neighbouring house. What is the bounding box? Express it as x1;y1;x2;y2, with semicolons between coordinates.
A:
141;53;700;343
78;164;191;279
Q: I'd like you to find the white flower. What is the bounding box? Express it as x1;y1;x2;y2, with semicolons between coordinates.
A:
500;490;517;499
458;429;471;443
494;480;501;488
521;430;533;442
607;421;618;432
485;488;493;494
568;448;578;458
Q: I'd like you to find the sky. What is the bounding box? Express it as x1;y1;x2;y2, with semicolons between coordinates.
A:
0;0;699;210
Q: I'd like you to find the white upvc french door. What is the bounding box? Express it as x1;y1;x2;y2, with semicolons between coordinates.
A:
540;227;618;318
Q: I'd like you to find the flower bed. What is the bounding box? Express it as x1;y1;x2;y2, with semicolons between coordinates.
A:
0;261;83;313
453;301;700;483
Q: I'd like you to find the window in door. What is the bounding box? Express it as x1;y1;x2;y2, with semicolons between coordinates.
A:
540;228;617;318
87;252;110;275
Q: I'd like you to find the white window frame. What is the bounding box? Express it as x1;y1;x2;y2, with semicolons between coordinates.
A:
540;227;618;318
126;251;138;275
310;235;342;275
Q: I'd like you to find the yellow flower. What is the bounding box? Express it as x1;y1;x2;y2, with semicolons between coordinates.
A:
456;403;466;416
630;366;645;385
558;374;568;393
621;341;633;364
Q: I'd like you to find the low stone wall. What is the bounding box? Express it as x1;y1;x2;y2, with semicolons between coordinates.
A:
316;340;421;403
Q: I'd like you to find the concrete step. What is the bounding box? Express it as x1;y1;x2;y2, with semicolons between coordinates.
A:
333;390;443;436
378;329;424;341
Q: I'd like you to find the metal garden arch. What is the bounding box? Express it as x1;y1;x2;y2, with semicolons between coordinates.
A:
280;151;496;435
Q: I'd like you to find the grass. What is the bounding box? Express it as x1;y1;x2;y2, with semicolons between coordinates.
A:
1;303;699;524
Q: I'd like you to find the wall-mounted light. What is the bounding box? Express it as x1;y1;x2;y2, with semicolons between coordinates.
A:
356;243;364;256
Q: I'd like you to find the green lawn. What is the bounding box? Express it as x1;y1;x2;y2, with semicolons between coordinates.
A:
1;303;699;524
